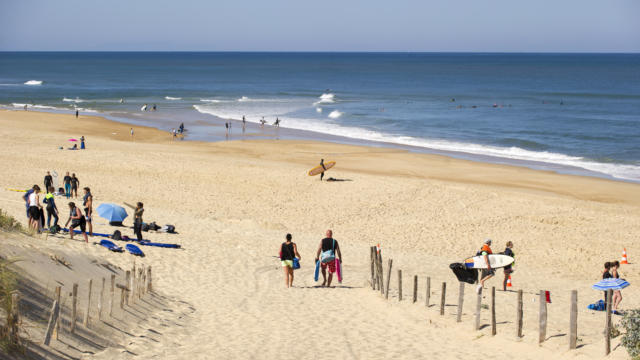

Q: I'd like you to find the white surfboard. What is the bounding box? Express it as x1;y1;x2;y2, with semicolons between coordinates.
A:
464;254;513;269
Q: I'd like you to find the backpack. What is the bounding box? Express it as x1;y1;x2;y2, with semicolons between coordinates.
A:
49;224;60;234
166;225;175;233
142;223;150;232
320;239;336;263
149;222;161;231
112;230;122;240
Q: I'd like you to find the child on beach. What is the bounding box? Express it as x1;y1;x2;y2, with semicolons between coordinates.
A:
44;186;59;229
65;202;88;243
611;261;623;310
134;202;144;242
279;234;301;288
502;241;514;291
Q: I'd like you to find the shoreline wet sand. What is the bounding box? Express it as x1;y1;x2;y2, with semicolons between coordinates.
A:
1;109;639;359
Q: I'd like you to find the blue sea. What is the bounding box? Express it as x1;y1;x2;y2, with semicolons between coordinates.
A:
1;52;639;181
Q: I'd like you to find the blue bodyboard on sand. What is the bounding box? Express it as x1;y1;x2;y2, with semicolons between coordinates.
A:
314;260;320;281
125;244;144;256
139;241;181;249
100;239;123;252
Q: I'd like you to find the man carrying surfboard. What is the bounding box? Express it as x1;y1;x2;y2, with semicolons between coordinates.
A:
477;239;494;294
319;159;326;181
315;230;342;287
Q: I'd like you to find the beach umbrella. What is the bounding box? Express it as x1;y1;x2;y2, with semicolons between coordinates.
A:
96;203;128;222
68;138;78;142
592;278;630;291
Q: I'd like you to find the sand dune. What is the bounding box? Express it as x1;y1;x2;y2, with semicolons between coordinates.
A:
0;110;638;359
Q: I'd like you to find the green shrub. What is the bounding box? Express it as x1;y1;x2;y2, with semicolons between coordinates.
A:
621;309;640;359
0;209;24;233
0;258;23;354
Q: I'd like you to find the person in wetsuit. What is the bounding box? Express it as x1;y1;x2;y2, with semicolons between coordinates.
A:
319;159;327;181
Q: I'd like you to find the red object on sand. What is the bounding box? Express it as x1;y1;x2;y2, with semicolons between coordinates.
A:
68;138;78;141
545;291;551;303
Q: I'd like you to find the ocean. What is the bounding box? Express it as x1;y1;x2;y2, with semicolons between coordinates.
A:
1;52;639;181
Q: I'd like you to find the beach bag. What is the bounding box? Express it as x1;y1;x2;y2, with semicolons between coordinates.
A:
142;223;150;232
293;258;300;270
49;224;60;234
149;222;161;231
320;239;336;263
166;225;175;233
112;230;122;240
449;263;478;284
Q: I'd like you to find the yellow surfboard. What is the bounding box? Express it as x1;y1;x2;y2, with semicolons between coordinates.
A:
308;161;336;176
6;188;27;192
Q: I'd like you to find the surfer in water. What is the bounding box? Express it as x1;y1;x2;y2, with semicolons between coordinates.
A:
319;159;327;181
477;239;494;294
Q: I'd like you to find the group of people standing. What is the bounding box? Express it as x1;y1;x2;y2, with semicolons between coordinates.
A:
476;239;515;293
278;230;343;288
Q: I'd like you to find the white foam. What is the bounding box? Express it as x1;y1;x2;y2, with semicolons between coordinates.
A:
11;103;68;111
328;110;343;119
238;96;251;102
75;107;98;113
24;80;43;86
316;107;322;113
63;97;85;103
165;96;182;100
193;103;640;181
200;99;223;103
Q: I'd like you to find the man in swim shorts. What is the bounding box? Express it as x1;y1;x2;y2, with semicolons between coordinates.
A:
82;187;93;236
477;239;494;294
315;230;342;287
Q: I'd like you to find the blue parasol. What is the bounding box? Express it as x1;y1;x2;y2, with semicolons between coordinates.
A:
96;203;128;222
592;278;630;291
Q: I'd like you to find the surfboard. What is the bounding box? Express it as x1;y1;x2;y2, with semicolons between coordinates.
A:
308;161;336;176
314;260;320;281
125;244;144;256
335;259;342;283
6;188;27;192
100;239;123;252
464;254;514;269
63;228;111;237
139;240;181;249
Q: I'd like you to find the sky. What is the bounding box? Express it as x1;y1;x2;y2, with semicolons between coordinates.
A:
1;0;639;52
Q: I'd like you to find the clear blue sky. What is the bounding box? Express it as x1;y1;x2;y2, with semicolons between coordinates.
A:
1;0;638;52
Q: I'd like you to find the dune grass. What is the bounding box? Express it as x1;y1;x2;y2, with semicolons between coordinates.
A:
0;209;25;233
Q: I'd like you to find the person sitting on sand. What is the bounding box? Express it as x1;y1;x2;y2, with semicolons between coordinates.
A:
280;233;301;288
134;202;144;242
65;202;88;243
477;239;494;294
315;230;342;287
82;187;93;236
502;241;514;291
611;261;623;310
68;144;78;150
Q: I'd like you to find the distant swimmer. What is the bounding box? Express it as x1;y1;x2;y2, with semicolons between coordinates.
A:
152;104;157;111
141;104;148;111
260;117;266;128
119;98;124;104
274;117;280;128
560;100;564;105
242;116;246;133
179;123;184;134
451;98;456;102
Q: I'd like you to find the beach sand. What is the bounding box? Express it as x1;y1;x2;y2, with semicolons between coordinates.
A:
0;109;639;359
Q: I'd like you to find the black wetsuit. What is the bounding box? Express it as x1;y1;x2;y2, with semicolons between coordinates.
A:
44;174;53;193
320;160;326;181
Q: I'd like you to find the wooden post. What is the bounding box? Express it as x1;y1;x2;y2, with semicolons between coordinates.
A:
125;271;130;305
139;267;144;298
539;290;547;345
385;259;393;300
491;287;496;336
398;270;402;301
605;289;612;355
70;283;78;333
43;299;60;346
98;277;105;321
130;264;136;304
474;291;482;330
425;277;431;307
119;286;126;309
109;274;115;316
378;252;384;295
569;290;578;350
147;267;152;292
456;282;465;322
413;275;418;303
43;300;60;346
141;266;146;296
517;289;523;338
10;292;19;343
53;286;61;340
440;282;446;315
370;247;375;290
83;279;92;327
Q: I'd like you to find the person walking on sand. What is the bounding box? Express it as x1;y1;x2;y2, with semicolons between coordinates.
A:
611;261;623;310
477;239;494;294
70;173;80;199
130;128;134;139
75;109;79;118
319;159;327;181
280;233;301;288
315;230;342;287
242;116;246;133
502;241;514;291
82;187;93;236
27;185;42;231
63;172;72;199
172;128;177;140
65;202;88;243
44;171;53;194
134;202;144;242
44;186;59;229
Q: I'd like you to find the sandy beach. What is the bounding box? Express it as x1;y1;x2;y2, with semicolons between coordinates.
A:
1;109;639;359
